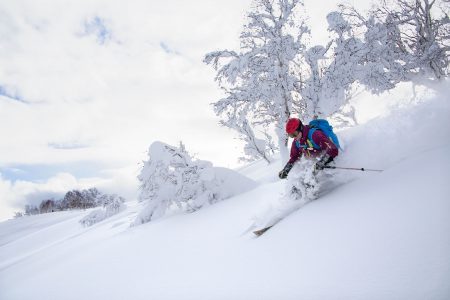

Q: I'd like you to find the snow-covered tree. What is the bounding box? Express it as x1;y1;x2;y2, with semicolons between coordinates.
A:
39;199;56;213
134;141;222;225
204;0;309;163
81;188;101;208
379;0;449;82
20;188;125;218
24;204;39;216
79;194;126;227
61;190;84;209
300;44;330;119
299;11;381;121
98;194;126;211
134;141;256;225
222;117;275;163
315;13;364;118
337;0;449;90
299;0;448;123
60;188;103;210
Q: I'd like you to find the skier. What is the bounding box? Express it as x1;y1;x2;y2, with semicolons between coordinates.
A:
252;118;340;236
278;118;339;179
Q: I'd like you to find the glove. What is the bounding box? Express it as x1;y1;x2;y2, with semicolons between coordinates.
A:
315;154;333;171
279;169;288;179
279;162;294;179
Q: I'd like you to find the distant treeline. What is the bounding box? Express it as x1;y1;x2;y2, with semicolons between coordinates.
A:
15;188;126;217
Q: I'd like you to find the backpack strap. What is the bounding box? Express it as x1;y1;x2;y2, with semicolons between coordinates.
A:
295;134;319;150
307;128;320;149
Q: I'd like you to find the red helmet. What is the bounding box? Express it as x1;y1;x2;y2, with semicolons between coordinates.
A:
285;118;302;134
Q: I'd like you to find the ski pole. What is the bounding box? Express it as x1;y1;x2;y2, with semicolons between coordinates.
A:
323;166;383;172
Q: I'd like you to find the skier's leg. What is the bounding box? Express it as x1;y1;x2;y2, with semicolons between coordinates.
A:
287;158;320;202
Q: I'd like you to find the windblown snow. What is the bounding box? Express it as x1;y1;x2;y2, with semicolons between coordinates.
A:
1;94;449;299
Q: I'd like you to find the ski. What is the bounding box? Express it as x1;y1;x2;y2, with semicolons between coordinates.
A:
252;215;289;237
253;226;273;237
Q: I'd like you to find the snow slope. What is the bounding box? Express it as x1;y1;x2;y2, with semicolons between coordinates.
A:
0;96;449;300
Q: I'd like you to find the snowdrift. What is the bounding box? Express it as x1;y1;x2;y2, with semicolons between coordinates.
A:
0;95;449;300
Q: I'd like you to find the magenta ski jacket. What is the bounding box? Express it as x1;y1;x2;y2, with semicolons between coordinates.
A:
287;125;339;164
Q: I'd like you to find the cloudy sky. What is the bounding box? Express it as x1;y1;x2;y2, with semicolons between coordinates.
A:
0;0;372;220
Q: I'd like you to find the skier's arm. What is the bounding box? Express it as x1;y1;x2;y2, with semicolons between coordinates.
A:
279;141;301;179
288;141;301;164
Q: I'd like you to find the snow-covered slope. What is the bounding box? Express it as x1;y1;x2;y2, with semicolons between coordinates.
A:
1;96;449;300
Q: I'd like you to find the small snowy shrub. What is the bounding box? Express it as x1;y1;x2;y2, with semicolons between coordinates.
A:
134;141;256;225
80;194;126;227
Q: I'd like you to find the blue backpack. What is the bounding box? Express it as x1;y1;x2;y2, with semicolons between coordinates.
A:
295;119;341;150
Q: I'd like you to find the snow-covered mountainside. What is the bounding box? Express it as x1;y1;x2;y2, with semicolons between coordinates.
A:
1;96;449;300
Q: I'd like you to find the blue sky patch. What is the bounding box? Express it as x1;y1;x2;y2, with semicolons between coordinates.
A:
0;85;25;103
83;16;112;45
0;162;108;182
